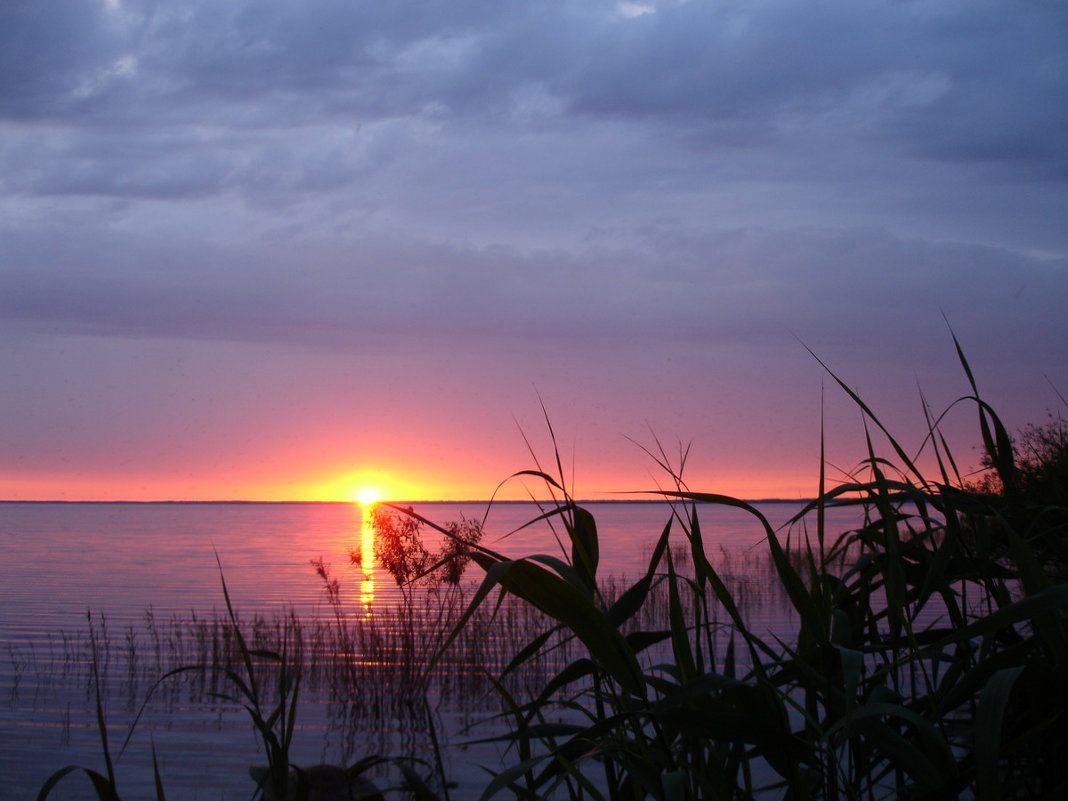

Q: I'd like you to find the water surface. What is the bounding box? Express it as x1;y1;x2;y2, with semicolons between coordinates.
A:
1;499;852;800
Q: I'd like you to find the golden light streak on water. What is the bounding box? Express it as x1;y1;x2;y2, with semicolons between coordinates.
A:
359;502;376;610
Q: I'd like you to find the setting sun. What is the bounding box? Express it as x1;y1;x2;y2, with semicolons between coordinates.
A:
355;486;381;506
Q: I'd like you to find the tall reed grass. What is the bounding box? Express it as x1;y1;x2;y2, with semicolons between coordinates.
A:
407;337;1067;800
36;336;1066;800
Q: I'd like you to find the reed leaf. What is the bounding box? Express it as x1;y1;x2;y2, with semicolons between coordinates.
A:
666;550;697;684
846;702;957;789
150;743;166;801
864;436;907;642
670;491;828;643
803;343;925;484
975;665;1026;801
924;585;1068;653
36;766;120;801
951;329;1018;493
608;517;672;627
567;503;600;592
467;554;645;695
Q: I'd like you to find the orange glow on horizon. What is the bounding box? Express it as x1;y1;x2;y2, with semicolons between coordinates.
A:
0;457;823;503
0;470;820;503
314;470;418;504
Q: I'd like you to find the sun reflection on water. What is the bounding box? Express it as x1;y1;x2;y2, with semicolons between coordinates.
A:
358;502;376;609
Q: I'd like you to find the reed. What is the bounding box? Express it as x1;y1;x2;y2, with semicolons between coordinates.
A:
35;611;168;801
409;337;1068;800
36;337;1066;800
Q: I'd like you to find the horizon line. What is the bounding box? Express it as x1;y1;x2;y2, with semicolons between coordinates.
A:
1;497;813;505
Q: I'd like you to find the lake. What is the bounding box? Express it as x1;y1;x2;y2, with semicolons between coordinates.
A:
1;499;858;800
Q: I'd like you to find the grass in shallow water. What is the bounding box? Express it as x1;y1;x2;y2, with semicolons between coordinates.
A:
36;338;1068;799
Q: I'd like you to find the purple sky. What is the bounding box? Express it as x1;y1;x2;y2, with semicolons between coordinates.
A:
2;0;1066;501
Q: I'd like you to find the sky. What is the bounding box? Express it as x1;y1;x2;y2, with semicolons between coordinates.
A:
1;0;1066;503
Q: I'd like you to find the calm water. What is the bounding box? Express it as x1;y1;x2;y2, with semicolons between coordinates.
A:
0;500;854;800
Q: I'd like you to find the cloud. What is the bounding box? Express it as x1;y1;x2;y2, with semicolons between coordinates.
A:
3;1;1064;187
2;218;1063;375
1;0;1064;502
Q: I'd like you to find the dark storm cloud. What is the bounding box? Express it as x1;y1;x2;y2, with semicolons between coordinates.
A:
2;0;510;123
2;1;1065;194
0;1;121;118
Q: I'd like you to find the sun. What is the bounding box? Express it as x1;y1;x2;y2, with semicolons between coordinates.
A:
354;486;381;506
